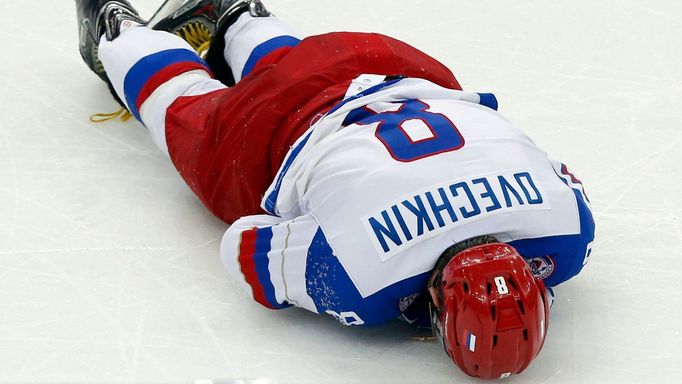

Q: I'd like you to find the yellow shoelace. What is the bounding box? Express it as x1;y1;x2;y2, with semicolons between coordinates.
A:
90;107;133;123
90;22;213;124
176;20;212;57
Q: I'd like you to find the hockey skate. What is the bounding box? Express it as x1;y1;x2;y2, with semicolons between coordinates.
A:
76;0;146;84
75;0;146;107
149;0;271;85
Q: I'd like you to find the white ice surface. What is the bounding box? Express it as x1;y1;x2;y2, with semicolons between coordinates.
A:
1;0;682;383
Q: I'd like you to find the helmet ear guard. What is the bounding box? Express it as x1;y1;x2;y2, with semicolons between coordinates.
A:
429;237;550;380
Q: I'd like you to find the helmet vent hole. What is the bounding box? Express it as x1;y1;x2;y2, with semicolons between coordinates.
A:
474;365;479;373
507;278;518;290
491;305;496;320
517;300;525;315
463;282;469;293
486;283;492;295
493;335;498;347
523;329;529;340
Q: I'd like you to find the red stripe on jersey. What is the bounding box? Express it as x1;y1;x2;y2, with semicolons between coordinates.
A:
560;164;590;202
238;227;269;306
561;164;583;185
135;61;212;114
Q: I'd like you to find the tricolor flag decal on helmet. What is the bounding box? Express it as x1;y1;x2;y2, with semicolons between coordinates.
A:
464;330;477;352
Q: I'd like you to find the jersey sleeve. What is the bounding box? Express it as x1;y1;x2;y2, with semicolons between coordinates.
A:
220;213;319;312
510;160;595;287
221;213;425;326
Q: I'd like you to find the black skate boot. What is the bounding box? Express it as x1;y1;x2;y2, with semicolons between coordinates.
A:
75;0;146;105
149;0;271;86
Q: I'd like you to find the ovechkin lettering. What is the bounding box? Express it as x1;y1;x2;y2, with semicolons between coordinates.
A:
365;171;546;258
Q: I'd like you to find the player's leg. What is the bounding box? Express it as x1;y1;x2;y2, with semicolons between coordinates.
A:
75;0;147;107
216;11;302;84
99;28;226;153
76;0;227;154
149;0;303;86
75;0;301;224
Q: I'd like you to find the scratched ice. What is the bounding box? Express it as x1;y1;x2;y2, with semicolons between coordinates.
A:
1;0;681;383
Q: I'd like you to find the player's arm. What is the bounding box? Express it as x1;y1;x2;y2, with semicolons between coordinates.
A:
220;213;319;311
221;213;412;326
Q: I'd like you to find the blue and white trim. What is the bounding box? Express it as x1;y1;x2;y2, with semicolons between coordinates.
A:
123;48;209;121
263;130;314;215
465;330;477;352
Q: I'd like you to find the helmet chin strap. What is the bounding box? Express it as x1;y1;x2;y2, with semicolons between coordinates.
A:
427;268;442;309
411;302;440;342
429;303;440;344
427;269;446;346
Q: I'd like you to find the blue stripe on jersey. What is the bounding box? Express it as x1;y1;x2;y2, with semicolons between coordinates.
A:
477;93;499;111
305;228;429;326
253;227;291;309
123;48;208;121
509;179;595;287
263;130;314;215
341;107;376;127
241;35;301;79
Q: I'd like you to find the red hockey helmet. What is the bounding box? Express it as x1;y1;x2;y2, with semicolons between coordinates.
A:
428;237;550;380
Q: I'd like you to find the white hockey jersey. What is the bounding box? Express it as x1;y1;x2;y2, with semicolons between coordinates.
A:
220;76;594;326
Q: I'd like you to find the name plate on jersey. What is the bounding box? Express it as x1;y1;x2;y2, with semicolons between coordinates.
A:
362;170;551;261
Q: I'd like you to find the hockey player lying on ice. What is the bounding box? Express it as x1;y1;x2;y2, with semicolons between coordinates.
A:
74;0;595;379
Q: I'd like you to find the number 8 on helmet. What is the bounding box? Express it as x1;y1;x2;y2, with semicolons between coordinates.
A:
428;236;551;380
